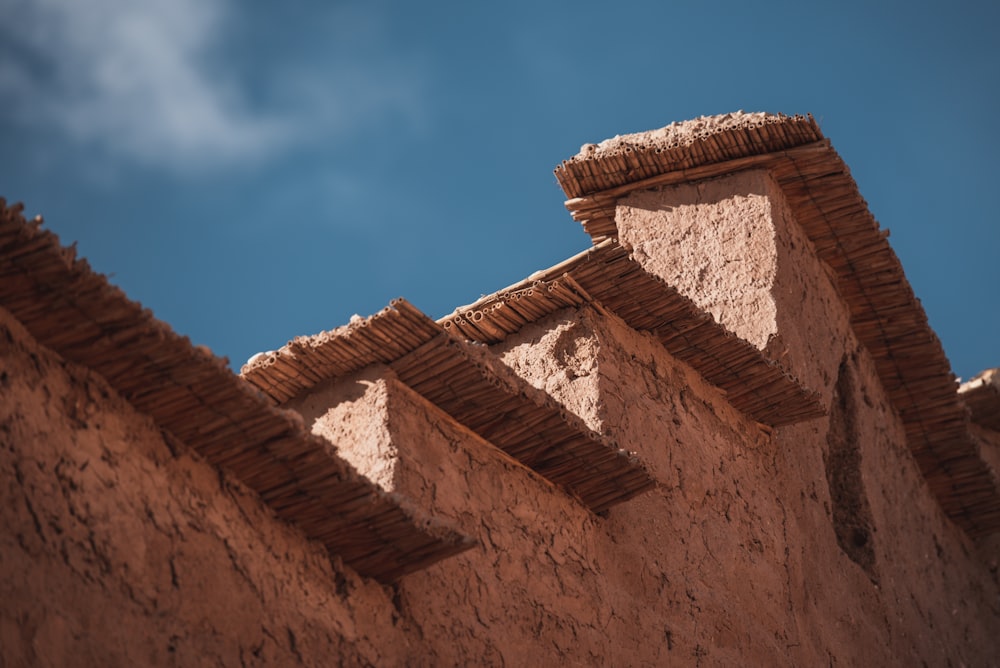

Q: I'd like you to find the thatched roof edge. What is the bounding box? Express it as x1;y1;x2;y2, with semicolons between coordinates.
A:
241;299;441;405
442;240;826;428
245;298;656;513
0;201;474;581
555;111;822;200
556;113;1000;539
390;334;656;512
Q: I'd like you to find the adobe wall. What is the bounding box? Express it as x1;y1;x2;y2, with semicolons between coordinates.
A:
3;170;999;665
0;305;407;667
284;304;1000;664
494;158;1000;662
288;321;793;665
608;168;1000;661
306;372;614;665
493;304;1000;665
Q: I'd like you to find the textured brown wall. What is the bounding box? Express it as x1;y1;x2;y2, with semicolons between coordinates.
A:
3;168;1000;666
293;368;622;665
616;169;844;397
0;306;407;667
285;302;1000;665
493;303;999;665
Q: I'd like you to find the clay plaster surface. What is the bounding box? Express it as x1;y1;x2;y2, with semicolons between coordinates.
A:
4;260;1000;665
288;367;399;492
295;368;613;664
0;305;407;667
619;174;779;350
616;169;842;397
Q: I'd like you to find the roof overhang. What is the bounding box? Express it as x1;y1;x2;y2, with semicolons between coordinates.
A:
555;111;999;539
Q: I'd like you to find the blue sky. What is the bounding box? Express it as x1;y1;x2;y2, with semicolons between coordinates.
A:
1;0;996;380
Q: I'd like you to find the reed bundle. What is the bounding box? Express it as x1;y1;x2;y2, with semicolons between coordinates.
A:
242;298;443;405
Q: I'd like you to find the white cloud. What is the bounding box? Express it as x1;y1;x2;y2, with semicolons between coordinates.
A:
0;0;424;171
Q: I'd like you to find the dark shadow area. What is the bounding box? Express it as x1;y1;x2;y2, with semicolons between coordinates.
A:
824;355;878;581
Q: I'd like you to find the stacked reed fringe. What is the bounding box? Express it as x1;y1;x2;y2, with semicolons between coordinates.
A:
246;296;657;514
444;240;826;428
0;200;474;581
555;113;999;539
391;333;655;513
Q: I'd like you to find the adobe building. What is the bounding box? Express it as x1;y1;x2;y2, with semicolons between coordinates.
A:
2;112;999;666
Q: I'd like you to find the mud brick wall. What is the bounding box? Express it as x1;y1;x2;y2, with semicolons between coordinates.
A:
0;306;407;667
3;150;999;664
3;271;1000;665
